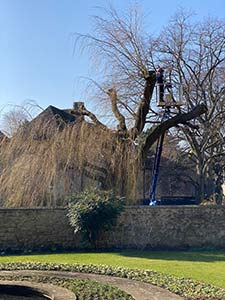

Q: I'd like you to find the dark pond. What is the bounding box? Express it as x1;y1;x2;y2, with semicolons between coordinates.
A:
0;285;49;300
0;295;47;300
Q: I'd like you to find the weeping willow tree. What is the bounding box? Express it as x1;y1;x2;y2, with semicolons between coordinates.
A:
0;6;210;207
0;106;141;206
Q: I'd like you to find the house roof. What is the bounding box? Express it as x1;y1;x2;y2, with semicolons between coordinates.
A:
31;105;77;125
16;105;81;139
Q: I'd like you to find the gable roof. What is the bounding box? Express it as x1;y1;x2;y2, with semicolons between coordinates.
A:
31;105;77;125
16;105;81;139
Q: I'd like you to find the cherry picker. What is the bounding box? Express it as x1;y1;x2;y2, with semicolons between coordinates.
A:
149;67;184;205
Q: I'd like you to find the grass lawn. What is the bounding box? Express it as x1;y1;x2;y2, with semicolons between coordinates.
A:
0;250;224;288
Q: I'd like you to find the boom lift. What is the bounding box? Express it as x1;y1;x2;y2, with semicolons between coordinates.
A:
149;69;184;205
156;82;183;107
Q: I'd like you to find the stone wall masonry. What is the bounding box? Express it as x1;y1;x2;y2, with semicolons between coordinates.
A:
0;208;80;252
100;206;225;249
0;206;225;252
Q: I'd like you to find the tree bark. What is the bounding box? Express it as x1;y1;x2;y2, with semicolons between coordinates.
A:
107;88;127;132
194;155;205;204
133;71;156;136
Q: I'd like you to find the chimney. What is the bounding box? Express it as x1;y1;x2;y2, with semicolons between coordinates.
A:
73;102;84;111
71;102;84;121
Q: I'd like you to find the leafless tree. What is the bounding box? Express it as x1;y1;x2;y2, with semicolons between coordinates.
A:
74;5;206;143
1;100;43;137
157;11;225;202
1;108;29;137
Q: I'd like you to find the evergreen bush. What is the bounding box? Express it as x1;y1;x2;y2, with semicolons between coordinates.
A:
67;189;124;247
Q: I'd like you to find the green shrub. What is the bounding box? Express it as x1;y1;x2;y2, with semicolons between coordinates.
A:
67;189;124;247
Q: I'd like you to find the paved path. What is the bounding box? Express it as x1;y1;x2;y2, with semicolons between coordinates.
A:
0;270;183;300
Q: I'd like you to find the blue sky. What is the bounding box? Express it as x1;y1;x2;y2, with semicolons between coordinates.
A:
0;0;224;124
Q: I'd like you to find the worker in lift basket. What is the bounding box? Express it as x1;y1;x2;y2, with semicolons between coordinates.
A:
156;66;165;102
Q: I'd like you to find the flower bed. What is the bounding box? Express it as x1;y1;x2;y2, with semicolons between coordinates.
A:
0;263;224;299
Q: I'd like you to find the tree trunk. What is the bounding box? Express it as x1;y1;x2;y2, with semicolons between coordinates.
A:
196;161;205;204
197;173;205;204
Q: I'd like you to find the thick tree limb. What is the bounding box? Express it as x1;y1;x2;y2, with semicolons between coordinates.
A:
107;88;127;132
132;71;156;136
142;104;207;157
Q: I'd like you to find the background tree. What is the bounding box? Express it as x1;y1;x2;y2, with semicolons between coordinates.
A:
156;11;225;202
1;100;43;137
1;108;29;137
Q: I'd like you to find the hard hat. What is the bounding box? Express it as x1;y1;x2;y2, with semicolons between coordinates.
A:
157;66;164;72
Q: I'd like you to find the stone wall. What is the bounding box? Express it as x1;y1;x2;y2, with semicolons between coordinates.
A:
0;206;225;252
101;206;225;249
0;208;80;252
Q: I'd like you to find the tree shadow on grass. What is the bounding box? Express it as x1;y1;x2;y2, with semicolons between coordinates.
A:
117;249;225;263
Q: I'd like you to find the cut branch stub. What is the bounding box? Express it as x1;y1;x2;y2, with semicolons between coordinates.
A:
107;88;127;132
71;103;108;131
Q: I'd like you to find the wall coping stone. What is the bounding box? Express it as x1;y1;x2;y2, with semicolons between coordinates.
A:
0;205;224;211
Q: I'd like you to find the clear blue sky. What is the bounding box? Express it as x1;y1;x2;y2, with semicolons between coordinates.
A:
0;0;224;123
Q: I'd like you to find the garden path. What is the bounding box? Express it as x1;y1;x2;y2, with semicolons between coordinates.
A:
0;270;183;300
